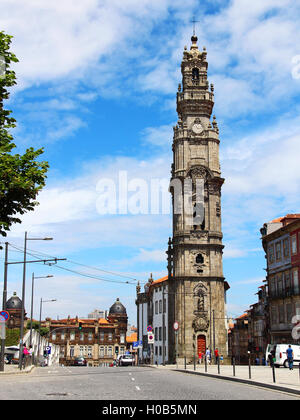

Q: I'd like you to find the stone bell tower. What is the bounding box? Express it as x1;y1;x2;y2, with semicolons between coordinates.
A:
169;34;229;362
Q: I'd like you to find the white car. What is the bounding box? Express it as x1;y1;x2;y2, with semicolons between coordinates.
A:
266;344;300;368
118;354;135;366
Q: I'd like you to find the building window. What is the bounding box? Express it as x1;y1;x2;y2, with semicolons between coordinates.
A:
108;346;112;357
268;245;275;264
270;276;276;297
159;300;162;313
99;332;104;341
88;346;92;358
80;346;84;356
60;331;65;340
99;346;104;357
120;347;125;355
155;328;158;341
279;305;285;323
80;332;84;341
108;332;113;341
120;333;125;344
283;238;290;258
88;332;93;341
275;242;282;261
52;332;56;340
70;331;75;341
155;301;158;314
70;346;75;357
277;274;283;297
293;269;299;294
159;327;162;341
286;304;293;324
291;235;297;255
271;306;277;324
60;346;65;357
163;298;166;313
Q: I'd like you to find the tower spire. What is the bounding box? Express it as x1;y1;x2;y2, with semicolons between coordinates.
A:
190;15;200;37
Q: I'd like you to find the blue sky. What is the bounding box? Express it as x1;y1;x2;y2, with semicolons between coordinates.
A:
1;0;300;326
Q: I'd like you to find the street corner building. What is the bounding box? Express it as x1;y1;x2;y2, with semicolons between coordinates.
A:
136;34;230;365
44;298;128;366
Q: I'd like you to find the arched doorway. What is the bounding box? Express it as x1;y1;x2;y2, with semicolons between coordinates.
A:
197;335;206;356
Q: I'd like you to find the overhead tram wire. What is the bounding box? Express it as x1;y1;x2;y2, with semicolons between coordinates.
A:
6;243;139;286
7;242;140;283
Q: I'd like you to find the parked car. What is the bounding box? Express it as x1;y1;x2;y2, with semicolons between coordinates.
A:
73;357;87;366
265;344;300;368
118;354;135;366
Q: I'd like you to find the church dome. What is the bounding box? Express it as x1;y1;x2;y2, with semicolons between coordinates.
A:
6;292;22;310
109;298;126;315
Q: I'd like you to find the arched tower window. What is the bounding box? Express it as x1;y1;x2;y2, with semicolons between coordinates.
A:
196;253;204;264
192;67;199;80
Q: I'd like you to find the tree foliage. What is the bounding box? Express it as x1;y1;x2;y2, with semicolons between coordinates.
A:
0;31;49;237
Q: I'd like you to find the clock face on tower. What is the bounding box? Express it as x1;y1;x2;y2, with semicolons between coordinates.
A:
192;122;203;134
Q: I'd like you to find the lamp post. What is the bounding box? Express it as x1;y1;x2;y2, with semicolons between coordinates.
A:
29;273;54;346
19;232;53;370
37;298;57;362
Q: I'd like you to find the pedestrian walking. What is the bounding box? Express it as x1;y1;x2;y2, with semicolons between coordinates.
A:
220;354;224;364
205;347;211;364
286;345;294;370
198;352;203;364
23;343;30;368
214;348;219;365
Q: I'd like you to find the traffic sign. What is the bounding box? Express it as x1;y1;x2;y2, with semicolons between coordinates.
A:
147;333;154;344
45;346;51;355
147;325;152;332
173;321;179;331
0;310;9;322
133;340;143;349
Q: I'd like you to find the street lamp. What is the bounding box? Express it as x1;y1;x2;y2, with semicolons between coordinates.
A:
29;273;54;346
37;298;57;360
19;232;53;369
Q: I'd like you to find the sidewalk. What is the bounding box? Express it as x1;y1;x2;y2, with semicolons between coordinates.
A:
0;364;35;375
149;363;300;395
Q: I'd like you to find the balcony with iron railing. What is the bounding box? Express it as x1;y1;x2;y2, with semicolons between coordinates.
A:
269;287;300;300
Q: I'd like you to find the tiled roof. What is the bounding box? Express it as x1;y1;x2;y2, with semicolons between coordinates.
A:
270;214;300;223
151;275;168;285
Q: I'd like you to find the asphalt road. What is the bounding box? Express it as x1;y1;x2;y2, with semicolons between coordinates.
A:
0;365;299;401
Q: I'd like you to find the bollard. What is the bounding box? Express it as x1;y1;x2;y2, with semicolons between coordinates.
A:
233;357;236;377
248;355;251;379
272;364;276;383
217;357;220;374
184;356;186;370
194;356;196;371
205;355;207;373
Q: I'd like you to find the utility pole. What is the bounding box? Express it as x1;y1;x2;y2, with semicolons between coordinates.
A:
29;273;54;346
0;233;65;370
0;242;8;372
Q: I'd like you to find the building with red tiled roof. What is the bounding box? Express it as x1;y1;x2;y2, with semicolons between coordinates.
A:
41;298;128;366
261;216;300;346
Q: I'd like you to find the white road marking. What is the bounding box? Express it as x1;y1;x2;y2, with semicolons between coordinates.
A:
131;377;135;381
135;386;141;391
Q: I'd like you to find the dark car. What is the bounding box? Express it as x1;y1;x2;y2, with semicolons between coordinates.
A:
73;357;87;366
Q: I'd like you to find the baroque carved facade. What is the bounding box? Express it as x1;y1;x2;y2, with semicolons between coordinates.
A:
169;35;230;362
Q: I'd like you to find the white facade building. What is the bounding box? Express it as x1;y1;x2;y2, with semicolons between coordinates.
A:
136;275;169;364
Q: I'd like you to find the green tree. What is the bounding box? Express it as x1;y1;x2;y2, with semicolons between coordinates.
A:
0;31;49;237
